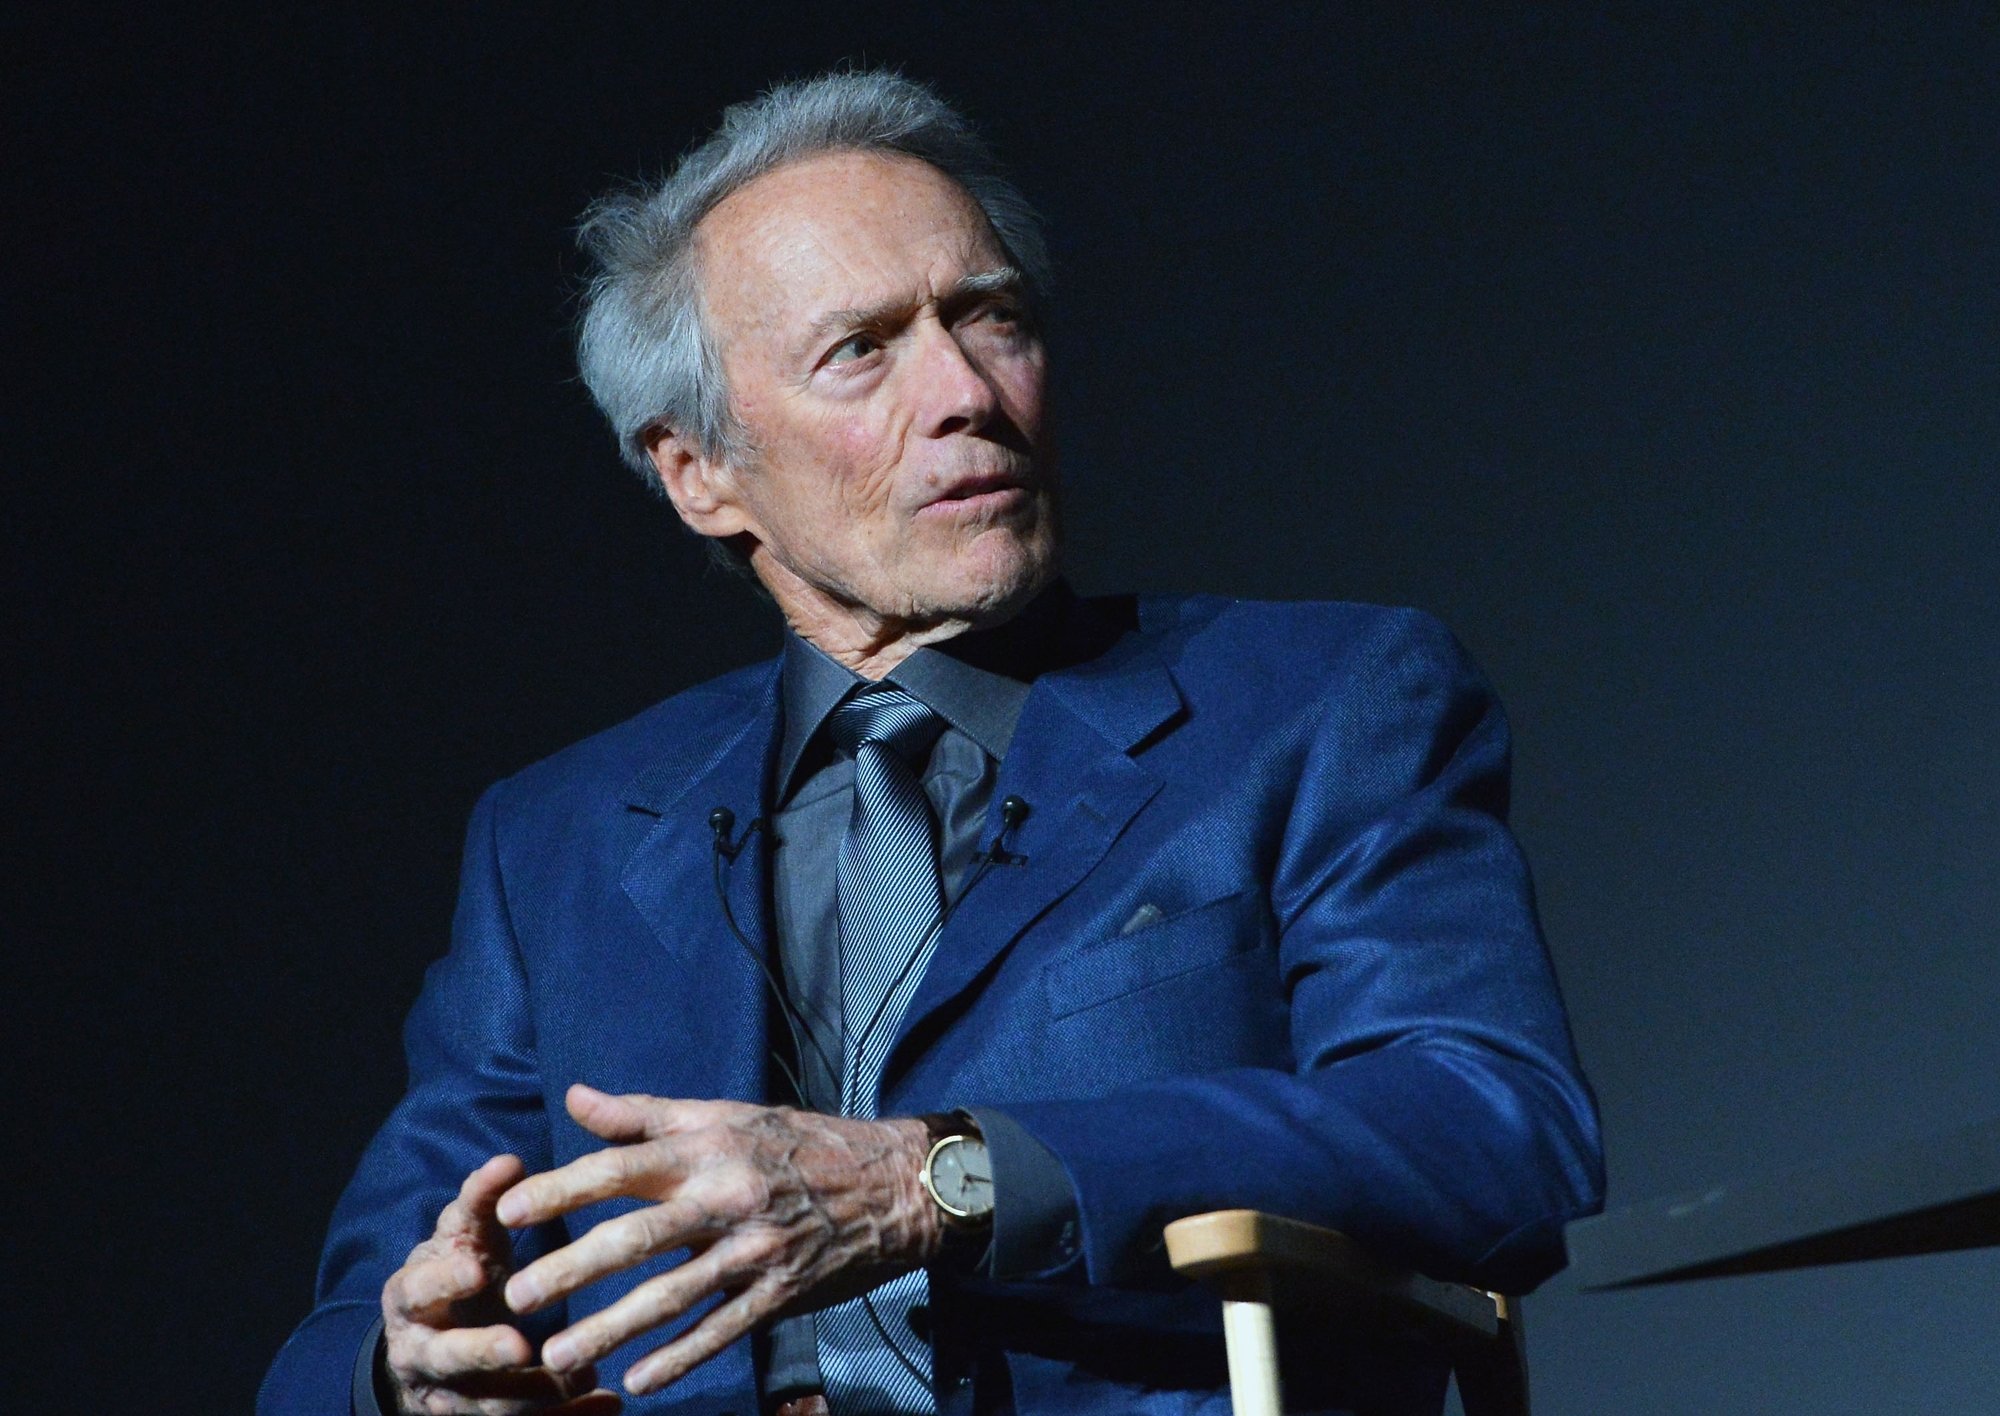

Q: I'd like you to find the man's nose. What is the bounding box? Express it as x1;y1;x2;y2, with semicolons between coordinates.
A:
912;320;1000;438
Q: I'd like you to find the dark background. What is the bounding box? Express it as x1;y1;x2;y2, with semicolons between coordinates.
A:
13;4;1998;1411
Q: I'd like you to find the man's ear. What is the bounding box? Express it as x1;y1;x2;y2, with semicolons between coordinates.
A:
644;426;754;541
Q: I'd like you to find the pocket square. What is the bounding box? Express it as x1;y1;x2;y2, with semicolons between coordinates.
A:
1118;903;1166;936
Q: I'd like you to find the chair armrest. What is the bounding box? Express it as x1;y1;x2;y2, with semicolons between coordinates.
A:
1164;1209;1506;1344
1165;1210;1529;1416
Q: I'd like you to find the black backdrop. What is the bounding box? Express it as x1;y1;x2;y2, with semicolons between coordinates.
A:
13;6;2000;1411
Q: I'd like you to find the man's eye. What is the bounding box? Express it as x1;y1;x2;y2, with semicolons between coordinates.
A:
826;333;879;365
961;303;1029;339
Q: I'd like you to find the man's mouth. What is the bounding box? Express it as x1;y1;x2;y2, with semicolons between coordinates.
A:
919;473;1030;516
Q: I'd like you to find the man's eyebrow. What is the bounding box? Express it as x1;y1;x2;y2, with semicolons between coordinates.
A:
947;266;1024;301
801;266;1025;347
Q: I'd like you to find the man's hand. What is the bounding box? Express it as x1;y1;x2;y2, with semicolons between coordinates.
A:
496;1084;944;1397
380;1154;623;1415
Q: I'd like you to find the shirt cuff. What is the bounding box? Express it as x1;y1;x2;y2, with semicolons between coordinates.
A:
965;1106;1083;1280
762;1312;824;1403
351;1316;388;1416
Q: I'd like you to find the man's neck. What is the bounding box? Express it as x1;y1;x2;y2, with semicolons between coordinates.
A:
752;552;1058;682
780;605;978;681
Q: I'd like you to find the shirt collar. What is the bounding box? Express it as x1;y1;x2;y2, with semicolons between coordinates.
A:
776;634;863;803
888;643;1031;760
774;579;1079;804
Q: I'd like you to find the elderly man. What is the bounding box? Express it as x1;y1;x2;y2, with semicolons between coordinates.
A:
262;71;1602;1416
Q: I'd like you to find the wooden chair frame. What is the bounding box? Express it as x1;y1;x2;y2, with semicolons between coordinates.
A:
1165;1210;1528;1416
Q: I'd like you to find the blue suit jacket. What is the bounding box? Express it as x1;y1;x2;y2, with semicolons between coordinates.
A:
261;595;1603;1416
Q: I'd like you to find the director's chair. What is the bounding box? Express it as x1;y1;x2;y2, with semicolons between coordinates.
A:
1165;1210;1529;1416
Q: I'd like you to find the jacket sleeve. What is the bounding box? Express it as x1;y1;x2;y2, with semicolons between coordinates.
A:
259;784;567;1415
998;611;1605;1297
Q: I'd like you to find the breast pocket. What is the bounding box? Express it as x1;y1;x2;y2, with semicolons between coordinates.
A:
1041;890;1265;1020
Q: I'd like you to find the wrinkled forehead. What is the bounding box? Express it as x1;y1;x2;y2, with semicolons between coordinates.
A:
693;150;1007;351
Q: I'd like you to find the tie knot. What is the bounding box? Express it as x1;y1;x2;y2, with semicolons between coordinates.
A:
827;683;946;764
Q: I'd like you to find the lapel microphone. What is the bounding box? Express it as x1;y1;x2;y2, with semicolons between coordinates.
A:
708;806;764;861
989;795;1030;863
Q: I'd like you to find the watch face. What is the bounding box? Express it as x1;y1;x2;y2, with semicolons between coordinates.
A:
930;1135;994;1220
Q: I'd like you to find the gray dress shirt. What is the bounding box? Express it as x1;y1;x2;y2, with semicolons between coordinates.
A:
760;620;1083;1404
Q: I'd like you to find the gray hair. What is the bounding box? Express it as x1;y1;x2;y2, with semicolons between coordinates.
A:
575;69;1052;485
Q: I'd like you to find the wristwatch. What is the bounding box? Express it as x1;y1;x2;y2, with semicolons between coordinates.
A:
919;1111;995;1230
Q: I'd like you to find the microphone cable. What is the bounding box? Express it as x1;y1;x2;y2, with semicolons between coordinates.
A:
706;795;1029;1109
838;795;1029;1107
708;808;829;1109
709;794;1030;1391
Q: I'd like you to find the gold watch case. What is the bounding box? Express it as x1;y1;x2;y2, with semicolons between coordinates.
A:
921;1131;995;1225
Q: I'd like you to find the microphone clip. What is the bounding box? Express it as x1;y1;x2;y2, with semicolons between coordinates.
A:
709;806;763;863
984;794;1032;867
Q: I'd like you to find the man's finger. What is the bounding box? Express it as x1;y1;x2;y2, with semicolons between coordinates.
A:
438;1154;527;1239
541;1238;760;1375
496;1140;686;1228
400;1322;536;1383
505;1196;720;1313
622;1282;778;1396
563;1083;663;1143
399;1359;606;1408
386;1251;486;1325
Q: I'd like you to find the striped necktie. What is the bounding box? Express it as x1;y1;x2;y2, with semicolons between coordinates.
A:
816;683;947;1414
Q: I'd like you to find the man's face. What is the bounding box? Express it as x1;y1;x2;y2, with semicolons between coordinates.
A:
674;150;1058;637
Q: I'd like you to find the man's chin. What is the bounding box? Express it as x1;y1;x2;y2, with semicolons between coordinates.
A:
922;538;1058;629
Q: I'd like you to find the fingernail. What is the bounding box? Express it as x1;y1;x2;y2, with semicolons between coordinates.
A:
505;1274;540;1310
545;1334;578;1371
496;1194;525;1226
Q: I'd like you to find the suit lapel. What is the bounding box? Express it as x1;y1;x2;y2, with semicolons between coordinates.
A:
617;664;781;1104
886;645;1185;1069
604;624;1187;1102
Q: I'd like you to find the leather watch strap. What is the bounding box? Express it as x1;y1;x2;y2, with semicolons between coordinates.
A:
919;1109;980;1150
